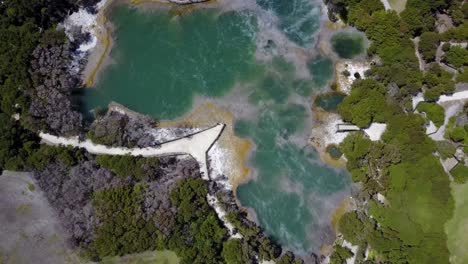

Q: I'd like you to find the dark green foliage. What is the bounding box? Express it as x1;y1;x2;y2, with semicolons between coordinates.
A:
443;45;468;69
416;102;445;127
168;178;227;264
340;133;400;193
276;251;303;264
382;114;436;161
423;64;455;101
436;141;456;159
450;126;467;142
335;1;456;263
441;22;468;42
330;245;354;264
340;133;372;172
346;0;385;31
456;67;468;82
26;144;84;170
88;184;160;259
418;32;439;62
338;79;393;127
400;0;447;36
0;113;38;171
339;211;375;245
451;164;468;184
222;239;254;264
0;0;79;172
226;212;281;261
95;154;159;180
352;8;422;99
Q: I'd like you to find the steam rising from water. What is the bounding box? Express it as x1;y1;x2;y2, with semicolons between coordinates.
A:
86;0;352;255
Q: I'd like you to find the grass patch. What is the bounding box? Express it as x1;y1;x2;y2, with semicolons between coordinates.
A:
446;181;468;264
98;250;179;264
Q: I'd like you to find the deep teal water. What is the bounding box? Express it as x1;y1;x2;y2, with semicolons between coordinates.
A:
330;32;364;59
84;7;260;119
83;4;350;254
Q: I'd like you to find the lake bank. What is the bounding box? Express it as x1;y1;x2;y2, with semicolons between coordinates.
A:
72;0;370;255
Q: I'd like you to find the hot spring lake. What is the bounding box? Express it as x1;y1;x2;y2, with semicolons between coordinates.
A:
82;2;364;254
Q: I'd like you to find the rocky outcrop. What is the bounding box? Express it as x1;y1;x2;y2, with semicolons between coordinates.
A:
29;43;83;135
144;156;200;236
323;0;347;23
88;109;158;147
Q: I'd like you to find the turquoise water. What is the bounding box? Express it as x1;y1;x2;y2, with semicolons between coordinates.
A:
307;56;334;87
84;4;350;254
256;0;321;46
330;32;364;59
84;7;260;119
314;92;346;112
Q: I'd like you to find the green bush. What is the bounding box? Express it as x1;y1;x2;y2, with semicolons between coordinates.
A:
451;164;468;184
95;155;159;180
443;46;468;69
416;102;445;127
221;239;253;264
330;245;354;264
418;32;439;62
168;178;227;264
88;185;160;259
338;79;393;128
436;141;456;159
423;64;455;101
450;126;467;142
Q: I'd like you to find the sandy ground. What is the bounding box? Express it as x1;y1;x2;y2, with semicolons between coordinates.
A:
0;171;79;264
335;60;371;94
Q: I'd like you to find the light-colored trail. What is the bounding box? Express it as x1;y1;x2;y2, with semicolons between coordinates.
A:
439;90;468;103
40;123;225;180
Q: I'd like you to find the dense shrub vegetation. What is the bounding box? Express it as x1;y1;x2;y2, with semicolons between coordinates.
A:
450;164;468;183
338;79;395;128
416;102;445;127
418;32;440;62
95;155;159;180
88;184;160;259
329;0;467;262
0;0;82;172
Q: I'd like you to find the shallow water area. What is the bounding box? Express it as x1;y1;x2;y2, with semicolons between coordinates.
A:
314;92;346;112
82;2;351;255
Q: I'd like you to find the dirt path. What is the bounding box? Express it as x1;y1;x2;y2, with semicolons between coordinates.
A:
412;37;425;72
40;124;225;180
